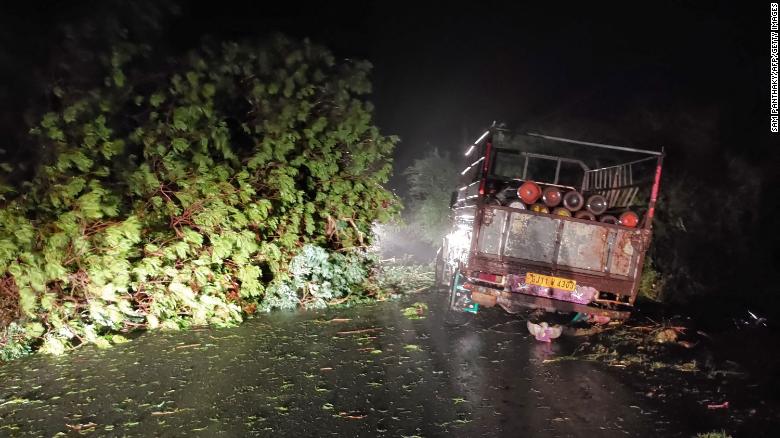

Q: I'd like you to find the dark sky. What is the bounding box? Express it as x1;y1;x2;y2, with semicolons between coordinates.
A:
174;1;770;189
0;1;774;191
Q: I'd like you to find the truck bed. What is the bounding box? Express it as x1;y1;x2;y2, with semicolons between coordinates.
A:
465;204;651;317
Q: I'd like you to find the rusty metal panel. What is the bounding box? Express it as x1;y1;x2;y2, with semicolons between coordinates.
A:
609;229;636;276
556;221;609;271
476;208;506;254
503;213;558;263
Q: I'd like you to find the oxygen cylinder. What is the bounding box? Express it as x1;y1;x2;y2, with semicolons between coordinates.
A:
562;191;584;212
585;194;608;215
619;211;639;228
599;215;618;225
517;181;541;205
574;211;596;221
541;187;562;207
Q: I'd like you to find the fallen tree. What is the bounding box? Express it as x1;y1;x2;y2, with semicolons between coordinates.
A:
0;35;398;357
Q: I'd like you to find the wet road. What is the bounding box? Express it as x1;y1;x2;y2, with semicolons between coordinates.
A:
0;291;685;437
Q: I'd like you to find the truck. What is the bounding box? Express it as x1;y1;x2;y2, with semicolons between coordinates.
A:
434;124;664;321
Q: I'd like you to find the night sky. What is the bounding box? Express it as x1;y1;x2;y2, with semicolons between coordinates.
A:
0;1;774;192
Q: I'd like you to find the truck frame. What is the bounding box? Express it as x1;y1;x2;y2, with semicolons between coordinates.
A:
435;125;664;321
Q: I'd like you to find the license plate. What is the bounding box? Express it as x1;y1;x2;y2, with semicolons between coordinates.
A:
525;272;577;291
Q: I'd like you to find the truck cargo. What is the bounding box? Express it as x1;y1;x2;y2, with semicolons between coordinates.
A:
435;124;664;321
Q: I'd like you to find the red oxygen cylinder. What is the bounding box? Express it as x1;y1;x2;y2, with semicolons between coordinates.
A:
619;211;639;228
541;187;562;207
517;181;541;205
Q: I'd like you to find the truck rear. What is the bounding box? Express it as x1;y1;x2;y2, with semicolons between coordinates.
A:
436;126;664;321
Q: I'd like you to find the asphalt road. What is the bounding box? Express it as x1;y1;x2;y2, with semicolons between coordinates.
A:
0;290;690;437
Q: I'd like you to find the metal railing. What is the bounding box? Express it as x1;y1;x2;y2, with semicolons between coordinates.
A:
581;157;656;208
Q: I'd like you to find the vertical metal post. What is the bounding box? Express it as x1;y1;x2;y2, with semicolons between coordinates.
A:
522;155;529;180
478;139;492;198
644;154;664;230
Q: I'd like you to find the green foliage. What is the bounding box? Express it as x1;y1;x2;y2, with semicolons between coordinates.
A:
402;302;428;320
695;431;732;438
0;323;33;361
649;158;763;307
403;148;459;245
0;35;398;356
265;244;370;310
373;262;434;295
638;256;663;301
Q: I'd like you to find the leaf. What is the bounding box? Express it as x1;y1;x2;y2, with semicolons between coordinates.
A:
150;93;165;108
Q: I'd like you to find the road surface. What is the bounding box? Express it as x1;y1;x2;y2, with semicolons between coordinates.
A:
0;290;690;437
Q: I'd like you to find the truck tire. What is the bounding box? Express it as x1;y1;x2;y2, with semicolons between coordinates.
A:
443;267;470;326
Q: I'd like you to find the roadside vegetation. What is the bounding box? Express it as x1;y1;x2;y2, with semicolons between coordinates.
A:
0;4;404;360
401;148;460;247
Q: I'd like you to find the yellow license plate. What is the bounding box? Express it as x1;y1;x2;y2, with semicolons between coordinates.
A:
525;272;577;291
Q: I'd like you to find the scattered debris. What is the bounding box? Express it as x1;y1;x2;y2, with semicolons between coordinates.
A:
402;302;428;320
733;310;768;329
338;411;367;420
677;340;698;349
0;397;30;407
374;261;434;295
696;430;732;438
65;422;97;432
151;408;193;416
337;328;381;335
328;318;351;323
527;321;562;342
707;401;729;410
655;328;679;344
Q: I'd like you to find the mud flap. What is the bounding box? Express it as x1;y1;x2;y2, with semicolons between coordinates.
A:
449;270;478;314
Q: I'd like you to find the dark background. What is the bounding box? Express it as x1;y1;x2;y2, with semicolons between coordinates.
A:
1;1;773;188
1;1;777;321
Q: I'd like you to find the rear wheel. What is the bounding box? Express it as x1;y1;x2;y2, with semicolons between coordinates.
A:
446;268;459;309
447;266;468;311
443;267;470;325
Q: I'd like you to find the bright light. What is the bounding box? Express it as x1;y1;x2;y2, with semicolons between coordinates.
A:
460;156;485;175
447;225;471;252
464;145;475;156
443;222;472;269
473;130;489;145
